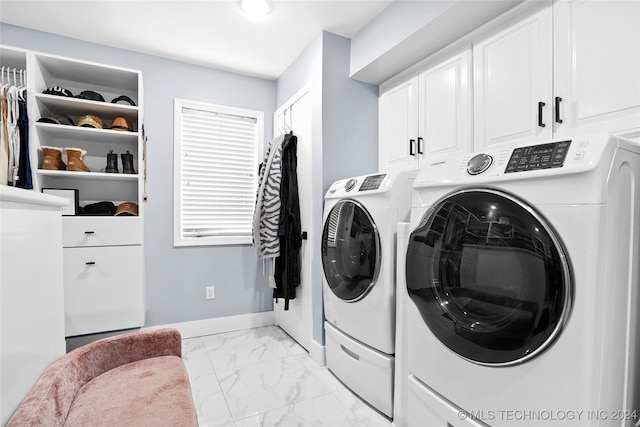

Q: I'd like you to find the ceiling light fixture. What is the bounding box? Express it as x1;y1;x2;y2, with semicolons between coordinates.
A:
241;0;270;18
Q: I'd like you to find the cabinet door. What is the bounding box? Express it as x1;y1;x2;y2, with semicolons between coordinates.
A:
63;245;145;337
554;0;640;139
474;7;553;148
379;77;419;172
418;50;472;160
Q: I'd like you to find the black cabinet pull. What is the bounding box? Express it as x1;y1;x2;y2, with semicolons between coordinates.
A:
417;137;424;154
84;231;95;235
409;139;416;156
555;96;563;123
301;231;308;240
85;261;96;266
538;101;546;127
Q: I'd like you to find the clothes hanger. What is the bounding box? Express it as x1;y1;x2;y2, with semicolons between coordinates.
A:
284;107;292;133
18;69;27;101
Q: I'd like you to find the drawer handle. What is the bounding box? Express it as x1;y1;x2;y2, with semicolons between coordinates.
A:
340;344;360;361
84;231;95;235
85;261;96;266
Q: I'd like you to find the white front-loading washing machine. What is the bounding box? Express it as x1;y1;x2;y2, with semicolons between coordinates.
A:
322;170;416;417
401;133;640;427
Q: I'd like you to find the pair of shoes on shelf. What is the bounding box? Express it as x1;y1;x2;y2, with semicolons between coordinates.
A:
105;150;136;174
42;147;90;172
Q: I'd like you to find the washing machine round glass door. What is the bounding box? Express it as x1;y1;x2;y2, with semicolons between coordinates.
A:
322;199;381;302
406;188;572;365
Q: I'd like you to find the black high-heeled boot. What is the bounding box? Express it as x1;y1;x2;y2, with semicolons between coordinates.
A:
105;149;119;173
121;151;136;174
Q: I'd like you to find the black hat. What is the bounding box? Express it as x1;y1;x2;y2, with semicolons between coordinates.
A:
111;95;136;106
37;113;75;126
75;90;105;102
80;201;116;216
43;86;73;97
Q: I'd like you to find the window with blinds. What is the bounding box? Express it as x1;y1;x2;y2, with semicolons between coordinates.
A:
174;99;263;246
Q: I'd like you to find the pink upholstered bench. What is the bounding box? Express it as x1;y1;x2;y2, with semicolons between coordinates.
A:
7;328;198;427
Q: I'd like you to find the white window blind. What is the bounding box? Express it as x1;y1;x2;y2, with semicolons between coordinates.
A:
174;99;263;246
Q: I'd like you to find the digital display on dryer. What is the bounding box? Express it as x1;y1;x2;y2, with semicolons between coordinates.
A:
505;140;571;173
359;174;386;191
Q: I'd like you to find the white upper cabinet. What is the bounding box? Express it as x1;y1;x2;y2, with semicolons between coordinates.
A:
553;0;640;139
379;77;419;172
473;7;553;149
379;50;471;172
419;50;472;159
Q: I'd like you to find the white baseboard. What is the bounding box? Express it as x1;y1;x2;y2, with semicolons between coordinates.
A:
144;311;275;339
308;338;326;366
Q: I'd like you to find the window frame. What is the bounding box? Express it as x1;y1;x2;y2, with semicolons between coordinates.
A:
173;98;264;247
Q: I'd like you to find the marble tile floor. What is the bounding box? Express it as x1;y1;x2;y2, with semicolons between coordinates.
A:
182;325;392;427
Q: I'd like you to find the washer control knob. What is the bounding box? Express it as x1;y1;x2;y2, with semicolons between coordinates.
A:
467;154;493;175
345;178;357;191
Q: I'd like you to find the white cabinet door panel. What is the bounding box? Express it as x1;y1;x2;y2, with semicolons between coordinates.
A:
474;7;553;148
554;0;640;138
379;77;419;172
64;245;145;336
419;50;471;159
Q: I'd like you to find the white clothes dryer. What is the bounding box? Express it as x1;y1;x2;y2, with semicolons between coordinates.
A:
322;170;416;417
402;133;640;427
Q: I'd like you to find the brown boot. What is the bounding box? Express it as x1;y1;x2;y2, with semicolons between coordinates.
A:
66;148;90;172
41;146;66;170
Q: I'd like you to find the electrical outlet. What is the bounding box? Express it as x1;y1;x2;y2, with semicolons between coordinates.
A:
206;286;215;300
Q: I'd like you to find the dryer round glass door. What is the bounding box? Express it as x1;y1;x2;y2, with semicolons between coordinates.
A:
322;199;381;302
405;188;572;365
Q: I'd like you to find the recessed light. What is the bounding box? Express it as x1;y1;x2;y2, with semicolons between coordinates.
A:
241;0;270;17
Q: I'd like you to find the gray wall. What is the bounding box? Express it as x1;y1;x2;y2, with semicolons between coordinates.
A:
321;32;378;191
0;23;277;328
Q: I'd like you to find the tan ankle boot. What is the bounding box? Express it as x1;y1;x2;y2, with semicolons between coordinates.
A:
41;146;66;170
66;148;90;172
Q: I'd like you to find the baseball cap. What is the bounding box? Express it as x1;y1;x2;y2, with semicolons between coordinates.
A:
115;202;138;216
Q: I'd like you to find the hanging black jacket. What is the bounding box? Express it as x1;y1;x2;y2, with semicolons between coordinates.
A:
274;132;302;310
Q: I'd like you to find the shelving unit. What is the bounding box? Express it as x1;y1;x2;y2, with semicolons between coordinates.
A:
2;45;146;337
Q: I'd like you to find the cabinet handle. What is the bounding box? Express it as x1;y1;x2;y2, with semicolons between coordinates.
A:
555;97;563;123
84;231;95;235
85;261;96;266
538;102;546;127
417;137;424;154
409;139;416;156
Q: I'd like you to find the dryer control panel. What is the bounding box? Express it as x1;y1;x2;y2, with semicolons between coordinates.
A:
505;140;571;173
359;174;386;191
